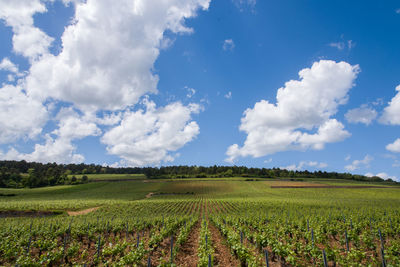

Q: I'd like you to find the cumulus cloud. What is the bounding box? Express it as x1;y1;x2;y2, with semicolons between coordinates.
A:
386;138;400;153
0;0;210;165
345;155;373;171
380;85;400;154
53;108;102;140
0;58;23;82
0;0;53;61
223;39;235;51
0;58;19;73
345;105;377;125
25;0;210;111
226;60;359;162
0;84;48;143
101;99;201;166
3;137;85;164
365;172;398;182
380;85;400;125
281;161;328;171
1;108;101;164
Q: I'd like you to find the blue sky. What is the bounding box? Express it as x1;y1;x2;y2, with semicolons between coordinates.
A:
0;0;399;180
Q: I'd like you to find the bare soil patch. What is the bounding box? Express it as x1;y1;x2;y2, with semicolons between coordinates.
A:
0;210;60;218
174;221;200;267
67;207;100;216
209;222;240;267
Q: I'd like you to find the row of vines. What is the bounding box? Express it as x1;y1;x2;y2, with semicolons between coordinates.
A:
0;197;399;266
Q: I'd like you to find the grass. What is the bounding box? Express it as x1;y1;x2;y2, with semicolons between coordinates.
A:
68;173;146;180
0;178;399;211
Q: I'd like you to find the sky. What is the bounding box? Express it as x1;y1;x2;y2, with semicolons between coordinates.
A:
0;0;399;180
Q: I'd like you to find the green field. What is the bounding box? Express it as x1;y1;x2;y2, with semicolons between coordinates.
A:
0;177;399;266
68;173;147;181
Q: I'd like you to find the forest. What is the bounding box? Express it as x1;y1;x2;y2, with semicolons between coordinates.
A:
0;160;396;189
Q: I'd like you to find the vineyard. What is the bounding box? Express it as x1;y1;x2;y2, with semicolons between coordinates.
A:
0;178;399;266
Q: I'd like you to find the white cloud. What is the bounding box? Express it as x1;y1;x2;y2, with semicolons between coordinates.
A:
226;60;359;162
0;58;23;82
101;99;200;166
0;58;19;73
0;0;210;165
329;39;355;51
345;155;373;171
3;137;85;164
223;39;235;51
1;108;101;164
297;119;351;150
329;42;345;50
7;74;15;82
380;85;400;125
345;155;351;161
380;85;400;154
281;164;297;171
24;0;210;112
365;172;398;182
0;0;53;61
53;108;102;140
281;161;328;171
0;84;48;143
186;87;196;98
386;138;400;153
264;158;272;164
159;37;176;50
224;91;232;99
345;105;377;125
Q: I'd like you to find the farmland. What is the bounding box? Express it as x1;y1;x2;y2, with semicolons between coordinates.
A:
0;177;399;266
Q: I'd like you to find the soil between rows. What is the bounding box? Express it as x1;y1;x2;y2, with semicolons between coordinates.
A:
174;221;200;267
208;222;241;267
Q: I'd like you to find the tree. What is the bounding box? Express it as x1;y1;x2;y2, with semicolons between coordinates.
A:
81;175;89;183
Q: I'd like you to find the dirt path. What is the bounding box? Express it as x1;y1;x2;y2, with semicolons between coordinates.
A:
67;207;100;216
174;221;201;267
209;222;240;267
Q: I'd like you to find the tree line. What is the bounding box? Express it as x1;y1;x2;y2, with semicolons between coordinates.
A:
0;160;397;188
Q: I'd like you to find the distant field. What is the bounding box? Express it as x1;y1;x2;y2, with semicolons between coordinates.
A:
0;178;399;266
68;173;146;181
